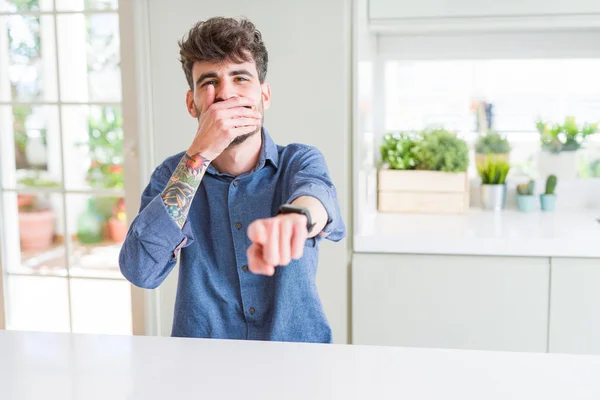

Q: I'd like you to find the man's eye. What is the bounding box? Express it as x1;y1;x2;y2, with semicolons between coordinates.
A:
202;80;216;87
235;77;248;82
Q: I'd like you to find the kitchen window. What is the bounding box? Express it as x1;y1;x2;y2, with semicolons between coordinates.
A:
384;58;600;177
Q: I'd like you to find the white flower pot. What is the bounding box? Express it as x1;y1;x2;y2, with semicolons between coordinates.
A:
537;150;579;181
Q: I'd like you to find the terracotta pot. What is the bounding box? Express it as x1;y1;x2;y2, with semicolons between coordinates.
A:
19;209;55;251
107;217;127;243
17;194;35;209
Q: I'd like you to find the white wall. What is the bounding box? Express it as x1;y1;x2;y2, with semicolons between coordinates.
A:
141;0;351;343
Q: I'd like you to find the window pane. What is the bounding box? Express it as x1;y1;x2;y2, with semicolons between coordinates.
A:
0;106;62;189
55;0;118;11
383;59;600;178
56;13;121;102
0;0;53;12
0;15;57;102
2;191;68;276
66;194;126;279
385;59;600;133
70;278;131;334
61;105;123;190
6;275;70;332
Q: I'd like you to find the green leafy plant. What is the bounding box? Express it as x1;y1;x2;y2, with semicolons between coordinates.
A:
380;128;469;173
536;116;599;153
475;131;511;154
17;172;60;212
545;175;557;195
477;159;510;185
18;174;60;189
380;132;418;170
517;180;536;196
413;128;469;172
85;107;124;189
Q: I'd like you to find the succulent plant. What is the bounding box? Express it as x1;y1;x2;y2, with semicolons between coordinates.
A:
475;131;511;155
536;116;599;153
517;180;535;196
545;175;557;195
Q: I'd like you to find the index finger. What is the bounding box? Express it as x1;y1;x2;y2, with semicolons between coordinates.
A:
247;220;268;245
211;96;255;111
201;84;216;115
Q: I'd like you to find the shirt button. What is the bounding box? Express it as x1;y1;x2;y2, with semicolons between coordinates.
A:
241;265;248;272
235;222;242;230
233;180;239;186
249;307;255;315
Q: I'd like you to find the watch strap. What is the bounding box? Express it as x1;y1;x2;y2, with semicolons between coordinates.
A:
277;204;316;233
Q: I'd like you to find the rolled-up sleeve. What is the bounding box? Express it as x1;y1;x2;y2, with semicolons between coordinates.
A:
119;163;195;289
285;147;346;242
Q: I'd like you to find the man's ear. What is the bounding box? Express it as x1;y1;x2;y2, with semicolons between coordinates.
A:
261;82;271;110
186;90;198;118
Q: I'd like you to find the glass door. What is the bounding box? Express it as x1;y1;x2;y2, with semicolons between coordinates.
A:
0;0;133;334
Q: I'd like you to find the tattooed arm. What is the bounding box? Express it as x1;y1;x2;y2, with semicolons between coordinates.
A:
161;152;210;229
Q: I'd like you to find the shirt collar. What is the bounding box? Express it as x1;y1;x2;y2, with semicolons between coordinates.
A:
256;127;279;171
205;127;279;177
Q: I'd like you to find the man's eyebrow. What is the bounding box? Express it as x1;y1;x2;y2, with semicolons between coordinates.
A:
196;70;254;86
196;72;218;86
230;69;253;77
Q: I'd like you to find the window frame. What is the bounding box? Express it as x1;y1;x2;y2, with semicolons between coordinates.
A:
0;0;147;333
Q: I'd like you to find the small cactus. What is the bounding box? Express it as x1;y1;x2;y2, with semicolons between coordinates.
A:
528;180;536;195
517;179;535;196
545;175;557;195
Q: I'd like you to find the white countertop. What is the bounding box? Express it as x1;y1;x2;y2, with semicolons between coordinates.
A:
354;209;600;257
1;330;600;399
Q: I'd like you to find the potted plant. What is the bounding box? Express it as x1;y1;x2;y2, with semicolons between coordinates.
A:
17;174;60;252
475;130;511;169
477;159;510;211
18;195;56;252
536;117;599;180
540;175;558;212
379;128;470;214
107;198;127;243
516;180;536;212
81;107;126;242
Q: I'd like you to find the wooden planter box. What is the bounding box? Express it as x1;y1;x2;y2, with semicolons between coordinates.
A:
378;169;470;214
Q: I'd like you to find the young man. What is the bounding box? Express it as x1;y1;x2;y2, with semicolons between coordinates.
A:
119;17;346;343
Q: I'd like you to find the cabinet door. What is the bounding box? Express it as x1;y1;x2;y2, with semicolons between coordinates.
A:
549;258;600;355
352;254;549;352
369;0;600;20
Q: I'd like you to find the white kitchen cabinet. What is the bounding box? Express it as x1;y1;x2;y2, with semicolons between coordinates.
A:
369;0;600;20
352;253;550;352
549;258;600;355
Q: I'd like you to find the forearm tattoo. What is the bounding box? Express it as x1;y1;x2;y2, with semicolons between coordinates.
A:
161;152;210;228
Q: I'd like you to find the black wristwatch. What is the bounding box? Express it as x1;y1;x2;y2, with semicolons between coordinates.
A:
277;204;316;233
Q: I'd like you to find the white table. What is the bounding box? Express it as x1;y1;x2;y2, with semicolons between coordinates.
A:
1;330;600;399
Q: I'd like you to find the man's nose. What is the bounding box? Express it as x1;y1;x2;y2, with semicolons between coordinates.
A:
214;80;236;102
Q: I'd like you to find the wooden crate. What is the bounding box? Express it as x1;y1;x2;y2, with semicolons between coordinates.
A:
378;169;470;214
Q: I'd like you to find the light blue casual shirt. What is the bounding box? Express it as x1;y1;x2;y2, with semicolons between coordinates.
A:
119;128;346;343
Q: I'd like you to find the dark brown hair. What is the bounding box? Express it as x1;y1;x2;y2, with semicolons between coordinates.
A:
178;17;269;90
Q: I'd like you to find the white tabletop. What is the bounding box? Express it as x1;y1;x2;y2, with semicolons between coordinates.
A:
354;209;600;257
1;330;600;399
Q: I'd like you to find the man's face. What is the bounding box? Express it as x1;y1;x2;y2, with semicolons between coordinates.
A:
188;58;271;147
